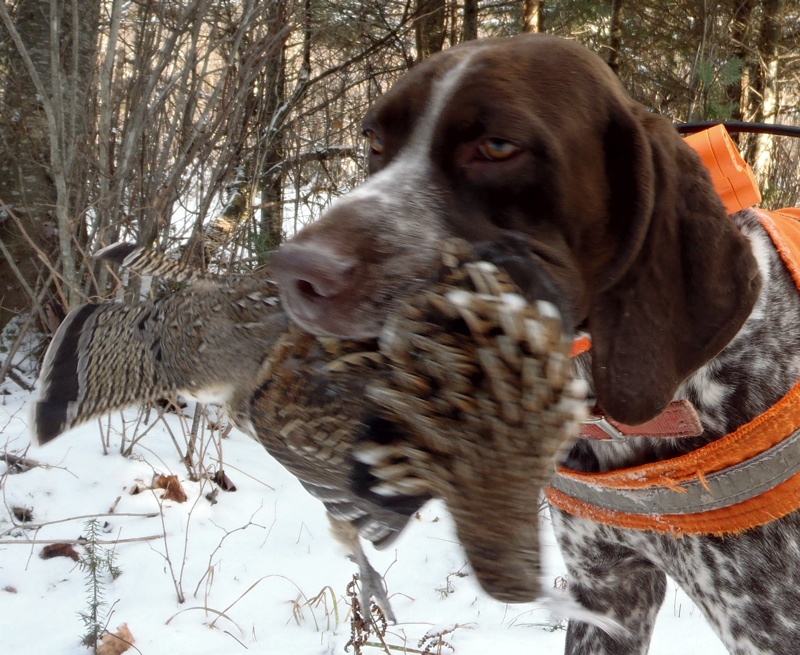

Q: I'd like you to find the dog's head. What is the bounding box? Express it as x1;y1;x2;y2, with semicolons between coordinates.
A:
271;34;760;426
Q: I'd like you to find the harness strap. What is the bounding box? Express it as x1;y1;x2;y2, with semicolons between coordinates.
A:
546;378;800;535
551;426;800;516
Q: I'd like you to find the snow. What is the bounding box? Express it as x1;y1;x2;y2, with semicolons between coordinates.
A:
0;385;729;655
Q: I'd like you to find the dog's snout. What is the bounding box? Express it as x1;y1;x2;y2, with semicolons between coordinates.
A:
270;242;362;336
272;243;355;299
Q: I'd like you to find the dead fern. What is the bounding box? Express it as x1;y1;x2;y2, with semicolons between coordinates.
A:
345;575;388;654
418;625;458;654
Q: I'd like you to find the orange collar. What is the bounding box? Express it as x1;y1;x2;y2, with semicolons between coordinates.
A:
548;127;800;535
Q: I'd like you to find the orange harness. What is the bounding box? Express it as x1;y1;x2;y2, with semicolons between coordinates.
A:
546;126;800;535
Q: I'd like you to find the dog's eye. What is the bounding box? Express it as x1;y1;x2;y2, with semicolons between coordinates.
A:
478;138;520;161
363;130;385;155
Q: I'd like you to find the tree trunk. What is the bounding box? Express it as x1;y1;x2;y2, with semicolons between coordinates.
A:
725;0;757;125
747;0;786;188
0;0;100;327
0;1;58;328
416;0;447;61
463;0;478;41
258;0;289;255
607;0;625;74
522;0;544;34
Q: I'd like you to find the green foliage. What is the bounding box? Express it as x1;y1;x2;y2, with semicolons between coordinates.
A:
78;519;122;651
718;57;745;87
694;56;744;120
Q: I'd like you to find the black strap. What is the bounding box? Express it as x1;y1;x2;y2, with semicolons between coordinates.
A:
676;121;800;138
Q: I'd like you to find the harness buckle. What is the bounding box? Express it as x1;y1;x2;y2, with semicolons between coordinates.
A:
582;414;627;441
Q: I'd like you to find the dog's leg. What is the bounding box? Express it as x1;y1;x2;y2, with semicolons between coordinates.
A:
552;510;665;655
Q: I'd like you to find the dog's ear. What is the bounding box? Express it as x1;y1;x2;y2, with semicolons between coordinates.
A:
588;105;761;425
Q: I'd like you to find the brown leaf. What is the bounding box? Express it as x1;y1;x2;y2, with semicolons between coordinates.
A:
12;506;33;522
212;469;237;492
153;474;187;503
154;397;187;414
41;543;81;561
129;482;148;495
97;623;135;655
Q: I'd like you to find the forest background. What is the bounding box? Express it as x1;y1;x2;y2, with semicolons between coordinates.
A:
0;0;797;373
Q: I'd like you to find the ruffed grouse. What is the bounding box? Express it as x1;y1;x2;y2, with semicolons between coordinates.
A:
33;240;586;615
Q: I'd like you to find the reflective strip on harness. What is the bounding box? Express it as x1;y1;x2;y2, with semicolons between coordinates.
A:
546;471;800;536
549;427;800;517
547;377;800;534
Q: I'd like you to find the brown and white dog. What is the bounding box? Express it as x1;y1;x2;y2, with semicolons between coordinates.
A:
270;34;800;654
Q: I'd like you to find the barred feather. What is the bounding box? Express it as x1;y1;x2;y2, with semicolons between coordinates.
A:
34;278;285;444
353;251;587;603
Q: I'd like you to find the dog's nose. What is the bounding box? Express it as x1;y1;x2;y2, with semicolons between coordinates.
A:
270;242;357;328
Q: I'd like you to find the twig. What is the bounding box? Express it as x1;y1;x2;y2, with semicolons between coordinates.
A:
0;198;71;309
153;490;186;604
192;506;265;599
0;233;38;308
364;643;428;654
222;630;249;650
156;403;196;480
0;511;159;539
176;479;207;604
0;306;34;387
120;407;163;457
165;605;242;633
0;535;161;545
207;457;275;491
1;451;40;473
4;368;34;392
186;403;202;477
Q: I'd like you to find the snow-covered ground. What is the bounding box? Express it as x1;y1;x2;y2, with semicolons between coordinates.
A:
1;383;729;655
